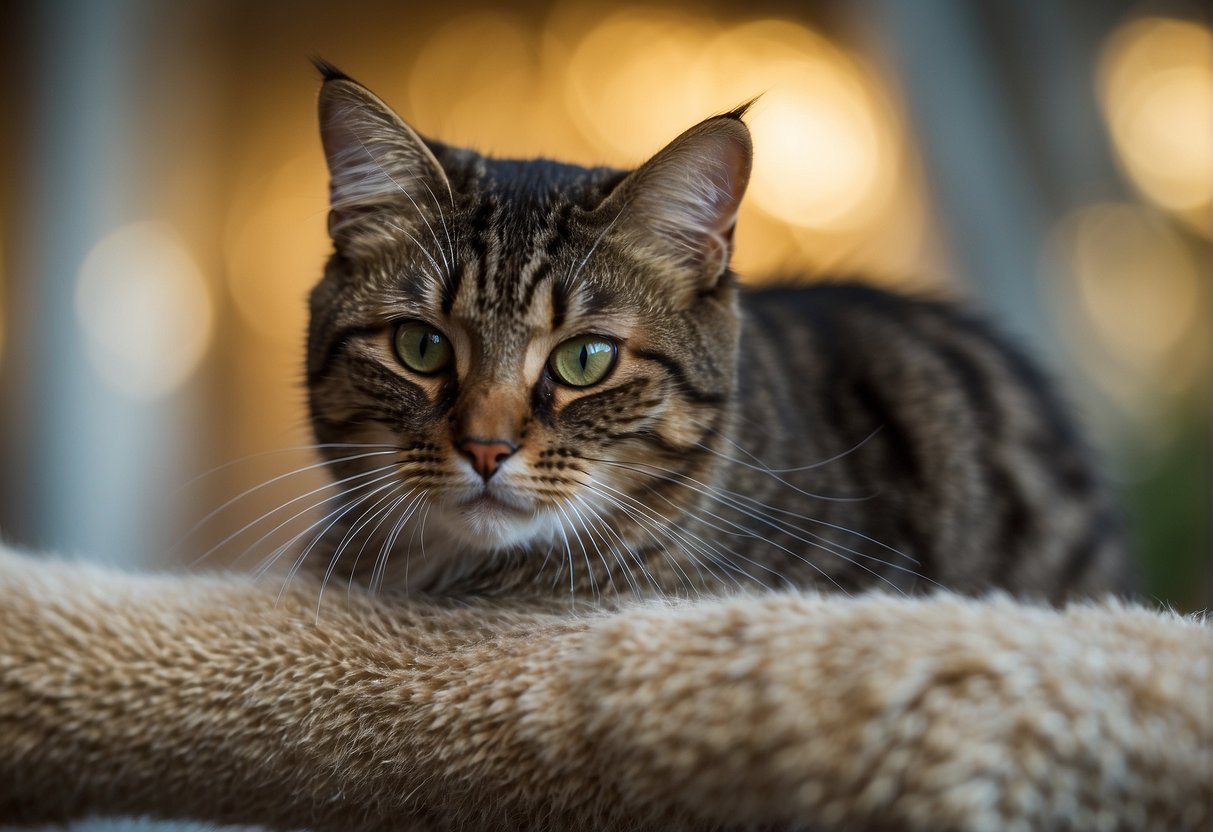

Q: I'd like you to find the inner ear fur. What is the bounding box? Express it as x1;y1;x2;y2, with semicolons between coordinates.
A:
599;109;753;289
316;65;451;246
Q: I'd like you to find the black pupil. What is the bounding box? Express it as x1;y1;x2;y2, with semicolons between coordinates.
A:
579;344;588;370
418;333;429;359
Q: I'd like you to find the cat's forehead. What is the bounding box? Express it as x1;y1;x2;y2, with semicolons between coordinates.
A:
428;158;634;323
442;147;625;211
335;153;652;336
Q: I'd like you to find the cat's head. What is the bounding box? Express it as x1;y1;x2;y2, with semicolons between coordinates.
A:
306;62;751;587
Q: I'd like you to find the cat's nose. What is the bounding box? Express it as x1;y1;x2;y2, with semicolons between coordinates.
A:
457;439;518;481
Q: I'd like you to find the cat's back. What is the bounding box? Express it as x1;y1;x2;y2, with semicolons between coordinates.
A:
734;281;1133;599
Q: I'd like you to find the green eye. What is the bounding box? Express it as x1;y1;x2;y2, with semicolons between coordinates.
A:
393;321;453;374
549;336;617;388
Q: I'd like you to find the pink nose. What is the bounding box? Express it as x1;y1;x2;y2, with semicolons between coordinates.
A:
458;439;517;481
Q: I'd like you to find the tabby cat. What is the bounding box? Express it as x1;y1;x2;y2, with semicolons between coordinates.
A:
304;61;1128;602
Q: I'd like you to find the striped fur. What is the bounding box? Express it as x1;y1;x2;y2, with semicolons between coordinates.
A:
305;69;1131;603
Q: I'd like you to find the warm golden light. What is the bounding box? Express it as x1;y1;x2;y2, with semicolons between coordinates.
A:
75;221;214;400
750;86;883;229
1099;17;1212;232
225;154;330;345
703;21;898;232
1051;203;1206;411
557;10;927;279
408;13;581;158
565;10;717;161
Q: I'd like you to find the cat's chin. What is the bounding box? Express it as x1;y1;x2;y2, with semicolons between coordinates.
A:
426;494;554;554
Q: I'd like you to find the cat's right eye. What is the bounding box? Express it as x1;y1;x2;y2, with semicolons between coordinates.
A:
548;335;618;388
393;321;453;375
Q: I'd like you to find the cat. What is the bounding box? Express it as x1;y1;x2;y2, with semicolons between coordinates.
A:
302;60;1130;602
0;63;1186;832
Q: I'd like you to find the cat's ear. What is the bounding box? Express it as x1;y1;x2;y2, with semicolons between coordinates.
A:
314;60;450;246
601;106;753;289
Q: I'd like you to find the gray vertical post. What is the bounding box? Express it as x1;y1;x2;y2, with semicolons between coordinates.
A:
25;0;177;566
867;0;1059;355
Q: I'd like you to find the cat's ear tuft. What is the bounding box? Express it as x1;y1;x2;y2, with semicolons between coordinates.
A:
602;111;753;290
317;70;450;246
310;57;352;83
721;98;758;122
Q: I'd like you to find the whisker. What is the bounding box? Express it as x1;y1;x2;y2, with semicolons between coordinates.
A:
419;177;456;269
316;482;408;618
560;502;616;599
597;476;849;594
726;493;921;567
180;449;402;548
246;474;403;589
551;503;578;599
689;418;885;475
248;497;354;585
385;219;447;284
172;442;400;494
372;490;428;595
189;462;403;569
358;490;416;597
413;502;433;567
275;477;404;604
568;206;625;285
597;463;934;595
346;490;415;600
587;455;916;565
570;495;633;596
580;481;722;594
249;475;404;578
582;480;775;593
575;489;680;592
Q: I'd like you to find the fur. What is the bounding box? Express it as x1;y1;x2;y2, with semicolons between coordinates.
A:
0;545;1208;831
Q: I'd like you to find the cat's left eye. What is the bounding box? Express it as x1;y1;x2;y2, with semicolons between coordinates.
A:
393;321;453;375
548;336;617;388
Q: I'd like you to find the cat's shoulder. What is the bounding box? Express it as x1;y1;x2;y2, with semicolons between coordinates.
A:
737;278;1063;407
738;278;1026;352
739;278;965;322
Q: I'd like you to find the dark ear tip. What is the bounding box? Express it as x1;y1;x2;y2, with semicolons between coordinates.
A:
721;97;759;123
310;57;352;83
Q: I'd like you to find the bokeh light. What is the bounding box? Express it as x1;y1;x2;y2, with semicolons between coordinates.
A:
564;9;717;160
1051;202;1207;419
699;21;899;232
1099;17;1212;234
408;13;585;158
225;153;329;345
75;221;214;400
558;9;927;279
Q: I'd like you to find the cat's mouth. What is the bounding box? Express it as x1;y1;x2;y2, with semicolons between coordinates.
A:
428;486;548;552
458;490;530;517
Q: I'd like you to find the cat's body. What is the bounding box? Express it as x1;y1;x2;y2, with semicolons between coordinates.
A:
303;64;1128;602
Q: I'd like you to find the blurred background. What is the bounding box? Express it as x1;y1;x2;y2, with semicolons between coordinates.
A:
0;0;1208;609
